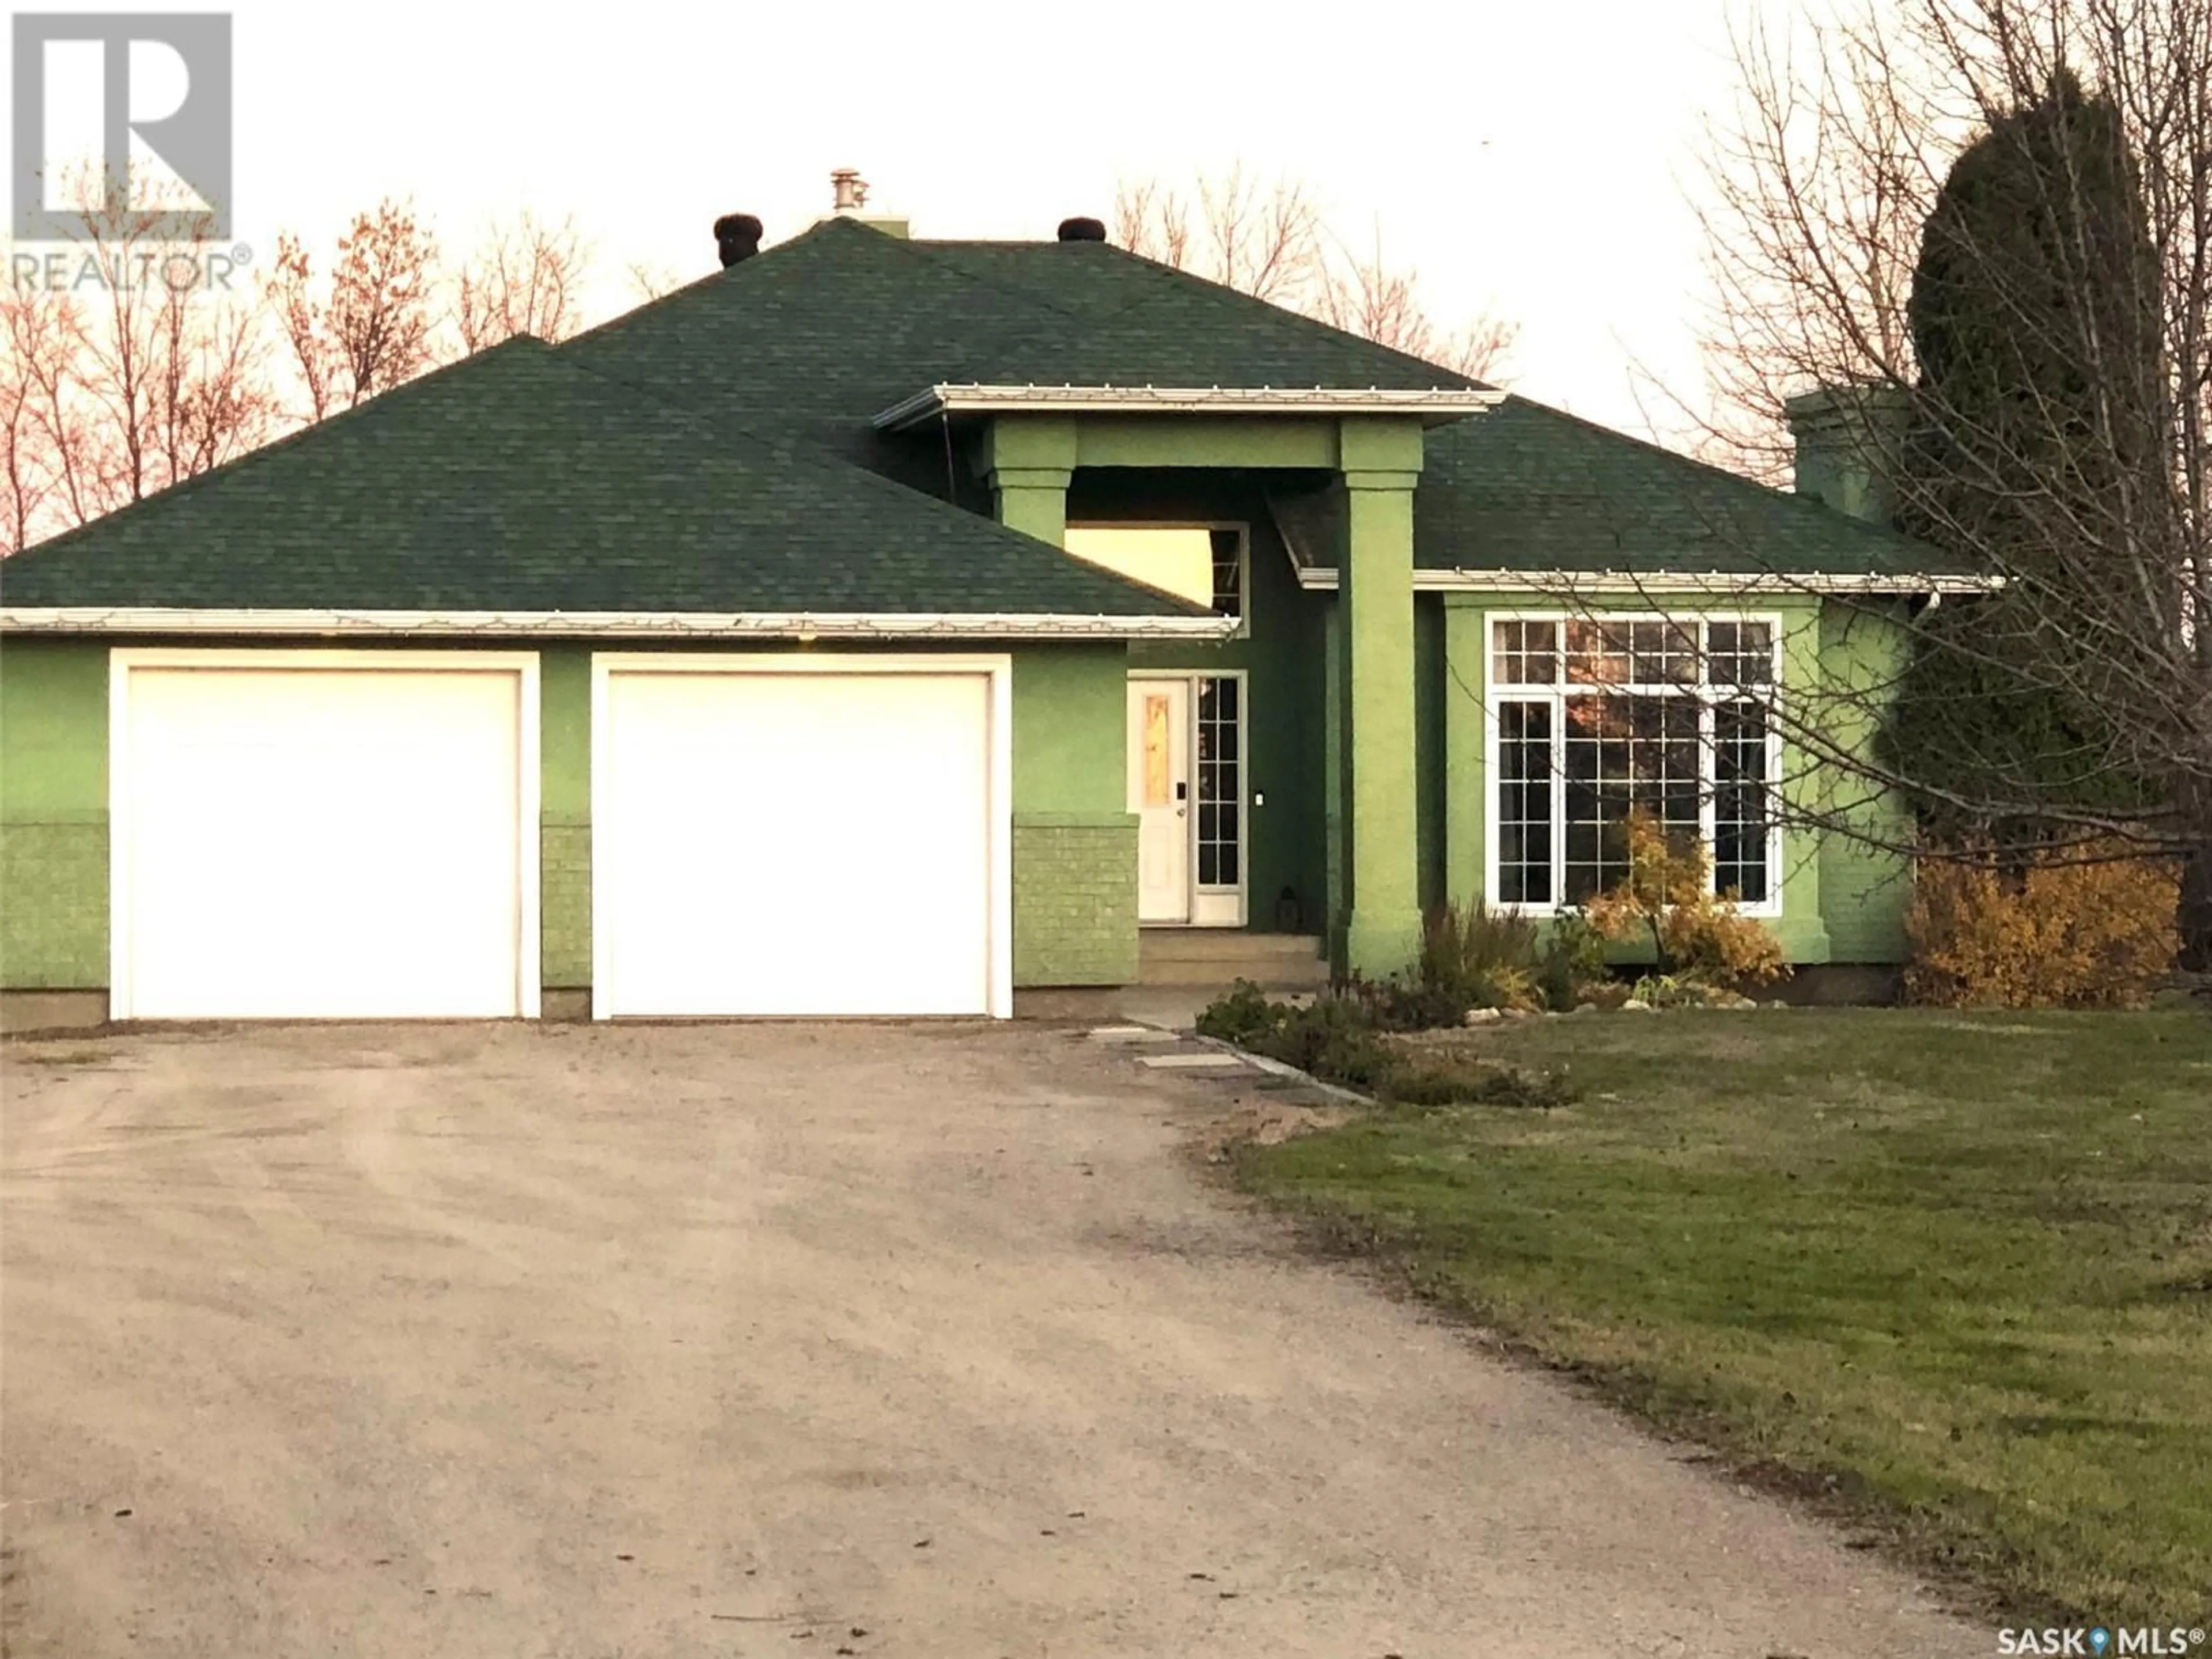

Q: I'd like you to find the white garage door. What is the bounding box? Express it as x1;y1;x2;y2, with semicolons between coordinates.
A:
594;658;1007;1018
112;654;537;1020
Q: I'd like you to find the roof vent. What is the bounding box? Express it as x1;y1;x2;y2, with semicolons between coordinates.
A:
713;213;763;268
1056;216;1107;243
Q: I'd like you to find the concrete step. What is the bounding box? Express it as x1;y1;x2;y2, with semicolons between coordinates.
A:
1139;930;1324;961
1137;931;1330;989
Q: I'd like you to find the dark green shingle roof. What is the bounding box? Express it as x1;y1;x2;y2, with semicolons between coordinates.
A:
5;216;1960;613
572;221;1957;582
0;338;1205;618
1265;399;1965;582
1408;398;1963;578
564;219;1475;475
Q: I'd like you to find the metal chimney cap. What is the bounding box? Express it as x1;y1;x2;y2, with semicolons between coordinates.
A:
830;169;870;213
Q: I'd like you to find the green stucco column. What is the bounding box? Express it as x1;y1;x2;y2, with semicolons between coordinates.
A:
540;646;593;998
1338;418;1424;979
979;416;1077;547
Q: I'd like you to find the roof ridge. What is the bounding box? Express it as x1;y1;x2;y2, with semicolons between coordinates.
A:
893;233;1494;390
545;355;1170;576
1468;395;1929;552
1071;239;1488;389
4;336;555;566
868;231;1097;327
7;323;1214;620
910;234;1263;330
558;217;863;355
1;321;1220;620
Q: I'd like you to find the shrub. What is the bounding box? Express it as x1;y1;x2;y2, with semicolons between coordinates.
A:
1194;978;1281;1046
1537;908;1609;1011
1419;900;1543;1012
1628;972;1699;1008
1345;974;1471;1033
1628;973;1757;1009
1583;810;1786;988
1250;994;1396;1089
1190;984;1574;1105
1906;844;2180;1008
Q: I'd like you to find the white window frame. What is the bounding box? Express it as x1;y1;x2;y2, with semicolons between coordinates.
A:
1482;612;1786;919
1064;520;1251;639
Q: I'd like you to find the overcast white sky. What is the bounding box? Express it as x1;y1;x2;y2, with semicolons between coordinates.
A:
15;0;1770;441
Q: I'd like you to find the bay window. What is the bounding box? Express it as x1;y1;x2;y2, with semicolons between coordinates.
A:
1488;616;1782;912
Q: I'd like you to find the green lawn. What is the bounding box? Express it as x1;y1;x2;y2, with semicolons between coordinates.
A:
1233;1009;2212;1623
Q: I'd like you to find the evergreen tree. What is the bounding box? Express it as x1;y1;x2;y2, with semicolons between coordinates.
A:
1885;69;2166;843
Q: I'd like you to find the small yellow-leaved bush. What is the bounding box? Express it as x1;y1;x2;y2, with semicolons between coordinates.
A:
1906;844;2179;1009
1584;810;1786;987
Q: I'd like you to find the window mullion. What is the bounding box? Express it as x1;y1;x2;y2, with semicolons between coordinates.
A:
1698;692;1718;897
1767;685;1784;910
1551;689;1567;910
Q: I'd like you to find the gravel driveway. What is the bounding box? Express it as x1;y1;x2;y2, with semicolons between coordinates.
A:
1;1021;1983;1657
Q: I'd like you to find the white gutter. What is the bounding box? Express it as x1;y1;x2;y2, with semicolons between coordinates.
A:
1289;567;2000;596
873;383;1502;430
0;608;1243;640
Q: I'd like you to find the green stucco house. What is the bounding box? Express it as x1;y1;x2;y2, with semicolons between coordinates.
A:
0;207;1974;1029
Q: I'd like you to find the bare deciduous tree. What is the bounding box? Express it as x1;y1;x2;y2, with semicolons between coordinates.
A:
1113;166;1518;381
1115;165;1323;305
1;169;276;552
6;188;616;555
1433;314;1519;385
266;233;339;423
268;199;438;420
624;260;684;304
0;289;57;550
454;213;590;352
1685;0;2212;960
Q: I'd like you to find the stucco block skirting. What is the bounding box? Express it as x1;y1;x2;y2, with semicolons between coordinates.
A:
1012;813;1138;987
0;817;108;988
541;817;592;990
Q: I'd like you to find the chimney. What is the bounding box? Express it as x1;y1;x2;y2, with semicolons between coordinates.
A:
1783;384;1909;527
817;169;910;238
713;213;763;268
1057;216;1107;243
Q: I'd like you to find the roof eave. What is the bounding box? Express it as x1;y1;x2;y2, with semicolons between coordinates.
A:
873;384;1503;431
1291;568;1998;596
0;607;1238;641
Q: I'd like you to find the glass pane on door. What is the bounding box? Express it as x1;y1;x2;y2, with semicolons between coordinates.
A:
1141;694;1172;806
1195;677;1241;888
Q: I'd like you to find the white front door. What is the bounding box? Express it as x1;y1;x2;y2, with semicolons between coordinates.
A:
1128;678;1191;923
